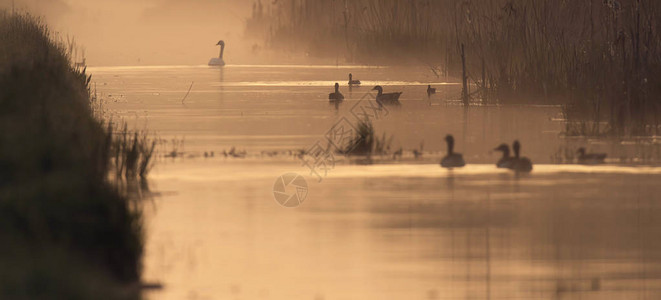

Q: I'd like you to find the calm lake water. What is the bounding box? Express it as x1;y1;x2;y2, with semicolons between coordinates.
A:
90;65;661;299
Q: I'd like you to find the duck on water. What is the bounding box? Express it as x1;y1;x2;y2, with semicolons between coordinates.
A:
348;73;361;86
329;83;344;102
494;143;513;168
427;85;436;97
577;147;607;164
372;85;402;105
494;140;533;172
440;135;465;168
511;140;533;172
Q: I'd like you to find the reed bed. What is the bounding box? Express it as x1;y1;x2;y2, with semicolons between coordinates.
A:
109;123;156;180
248;0;661;136
339;118;393;157
0;11;143;298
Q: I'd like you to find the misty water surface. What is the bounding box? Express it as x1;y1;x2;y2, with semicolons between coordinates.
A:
90;65;661;299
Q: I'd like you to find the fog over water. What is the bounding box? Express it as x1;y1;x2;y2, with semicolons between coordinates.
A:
5;1;661;299
1;0;254;66
89;65;661;299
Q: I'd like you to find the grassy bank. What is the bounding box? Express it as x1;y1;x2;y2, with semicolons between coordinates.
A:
0;12;144;299
247;0;661;136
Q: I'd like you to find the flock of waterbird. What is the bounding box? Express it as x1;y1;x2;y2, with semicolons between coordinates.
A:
204;40;600;170
328;73;403;105
327;74;440;105
328;73;608;172
207;41;609;170
440;135;608;172
439;135;535;171
206;40;610;171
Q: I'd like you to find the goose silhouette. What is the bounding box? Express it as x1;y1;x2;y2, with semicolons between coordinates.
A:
494;141;532;172
348;73;361;86
577;147;607;164
328;83;344;102
510;140;533;172
372;85;402;105
494;143;514;168
427;85;436;97
440;135;465;168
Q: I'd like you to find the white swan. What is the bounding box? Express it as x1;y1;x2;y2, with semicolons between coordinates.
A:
208;40;226;66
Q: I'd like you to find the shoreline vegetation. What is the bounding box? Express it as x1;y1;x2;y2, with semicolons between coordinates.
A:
246;0;661;137
0;11;150;299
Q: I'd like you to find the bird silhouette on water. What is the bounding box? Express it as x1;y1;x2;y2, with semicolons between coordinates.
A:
208;40;226;66
328;83;344;102
348;73;361;86
440;135;465;168
494;140;532;172
494;143;513;168
511;140;533;172
427;85;436;97
372;85;402;105
576;147;607;164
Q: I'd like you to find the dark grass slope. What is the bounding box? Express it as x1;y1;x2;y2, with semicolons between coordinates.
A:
0;11;142;299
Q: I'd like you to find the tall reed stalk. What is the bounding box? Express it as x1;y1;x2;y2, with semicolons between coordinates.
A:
247;0;661;136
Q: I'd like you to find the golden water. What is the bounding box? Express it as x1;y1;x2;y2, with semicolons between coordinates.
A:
90;65;661;299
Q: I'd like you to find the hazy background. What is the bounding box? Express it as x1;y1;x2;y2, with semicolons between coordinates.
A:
0;0;256;66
